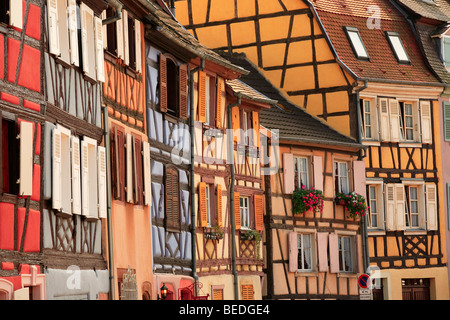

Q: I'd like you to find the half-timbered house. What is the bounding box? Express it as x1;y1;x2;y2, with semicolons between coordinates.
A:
175;0;450;300
101;0;153;300
42;0;111;300
0;0;46;300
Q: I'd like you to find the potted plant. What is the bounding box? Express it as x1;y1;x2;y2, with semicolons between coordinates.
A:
335;191;368;218
204;221;224;240
292;185;324;215
240;229;262;259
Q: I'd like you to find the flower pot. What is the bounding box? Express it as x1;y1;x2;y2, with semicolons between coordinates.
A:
337;200;346;206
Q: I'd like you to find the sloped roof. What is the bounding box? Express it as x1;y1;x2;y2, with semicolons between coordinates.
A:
226;79;278;106
218;51;362;149
395;0;450;22
311;0;441;84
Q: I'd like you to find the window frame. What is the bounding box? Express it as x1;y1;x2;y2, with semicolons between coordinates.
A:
297;233;314;272
338;235;355;273
334;161;350;194
385;31;410;64
343;26;370;61
360;98;378;140
442;35;450;68
398;101;419;142
367;184;382;229
240;196;251;230
294;156;310;189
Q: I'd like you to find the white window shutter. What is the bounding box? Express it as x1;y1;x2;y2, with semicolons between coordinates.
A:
313;156;323;191
426;184;438;231
389;99;400;142
67;0;79;66
116;11;124;59
101;10;107;50
126;133;133;203
143;141;152;206
379;98;390;141
47;0;60;56
10;0;23;29
395;184;405;230
19;121;33;196
52;127;62;210
288;231;298;272
385;184;395;230
80;3;91;76
94;16;105;82
97;146;107;218
135;19;142;73
420;101;432;144
81;139;90;216
71;136;81;215
123;10;129;66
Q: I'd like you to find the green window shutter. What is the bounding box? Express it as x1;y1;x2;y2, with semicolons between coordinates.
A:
444;37;450;66
444;102;450;142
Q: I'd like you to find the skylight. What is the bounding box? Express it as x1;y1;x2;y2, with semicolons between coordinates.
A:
344;27;369;60
386;32;410;64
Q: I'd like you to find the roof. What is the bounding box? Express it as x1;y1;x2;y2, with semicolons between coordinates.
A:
311;0;441;84
218;51;363;149
395;0;450;23
226;79;278;106
143;0;248;76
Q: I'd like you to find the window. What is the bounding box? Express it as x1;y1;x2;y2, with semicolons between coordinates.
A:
344;27;369;60
405;186;420;228
334;161;349;194
443;36;450;67
204;75;216;127
360;99;377;140
367;185;382;229
241;284;254;300
294;157;310;189
160;54;188;119
338;235;354;273
240;196;250;229
1;117;19;195
297;233;313;271
386;32;410;64
1;1;23;29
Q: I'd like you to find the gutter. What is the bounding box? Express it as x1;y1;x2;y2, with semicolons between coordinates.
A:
102;106;115;300
227;93;242;301
103;0;123;25
189;58;205;288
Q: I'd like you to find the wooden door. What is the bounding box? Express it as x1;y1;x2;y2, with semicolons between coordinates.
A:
402;279;430;300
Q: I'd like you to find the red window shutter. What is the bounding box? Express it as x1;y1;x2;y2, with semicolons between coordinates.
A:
234;192;241;230
159;54;168;113
252;111;259;147
199;182;208;227
198;71;206;123
254;194;264;231
216;77;224;129
217;184;223;227
288;231;298;272
179;64;188;120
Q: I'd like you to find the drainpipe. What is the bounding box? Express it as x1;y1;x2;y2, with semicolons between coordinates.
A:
227;94;242;300
102;106;115;300
355;80;370;272
103;0;123;25
190;59;204;290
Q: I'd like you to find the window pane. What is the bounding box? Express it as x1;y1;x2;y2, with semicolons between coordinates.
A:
348;31;368;58
389;35;409;62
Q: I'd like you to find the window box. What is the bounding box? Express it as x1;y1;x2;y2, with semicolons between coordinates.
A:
335;192;368;218
292;186;324;215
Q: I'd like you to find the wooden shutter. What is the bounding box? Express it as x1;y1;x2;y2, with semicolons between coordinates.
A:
165;166;180;231
199;182;208;227
252;111;260;147
71;136;81;215
216;77;225;129
444;102;450;142
288;231;298;272
159;54;168;113
81;139;89;216
126;133;133;203
389;99;400;142
254;194;264;231
395;184;405;230
420;101;432;144
241;285;254;300
116;11;124;59
426;184;438;231
283;153;294;194
95;16;105;82
198;71;207;123
353;160;366;197
80;3;90;75
10;0;23;29
328;233;339;273
111;125;125;201
19;121;33;196
98;146;107;218
231;106;240;143
385;184;396;230
313;155;323;191
47;0;59;56
134;135;143;205
52;127;62;210
135;19;142;73
143;141;152;206
68;0;79;66
317;232;329;272
179;64;188;120
212;289;223;300
234;192;241;230
123;10;129;65
379;98;390;141
216;184;223;227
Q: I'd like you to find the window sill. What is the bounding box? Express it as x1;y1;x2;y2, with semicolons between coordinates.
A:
368;229;386;236
337;272;358;278
295;271;318;277
362;140;380;146
398;142;422;148
404;229;427;235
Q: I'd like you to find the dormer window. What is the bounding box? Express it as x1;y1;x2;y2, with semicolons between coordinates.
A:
386;31;410;64
344;27;369;60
